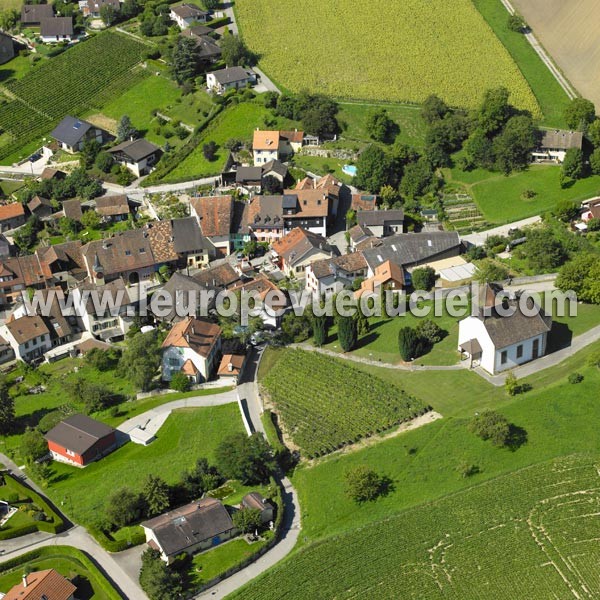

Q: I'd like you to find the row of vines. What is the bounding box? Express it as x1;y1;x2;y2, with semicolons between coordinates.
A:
0;32;148;161
231;455;600;599
262;349;428;458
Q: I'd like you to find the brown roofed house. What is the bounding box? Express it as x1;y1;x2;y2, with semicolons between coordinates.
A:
108;138;161;177
193;261;240;290
21;3;54;25
3;569;76;600
271;227;334;276
1;315;51;362
62;198;83;222
142;498;236;563
45;414;117;466
0;202;26;232
27;195;54;219
241;491;274;524
217;353;246;383
95;195;131;222
189;195;233;255
161;317;222;383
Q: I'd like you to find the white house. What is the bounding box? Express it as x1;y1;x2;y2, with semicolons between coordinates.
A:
50;116;105;154
70;280;134;342
0;315;52;362
206;66;256;94
169;3;208;29
458;284;552;374
305;252;368;296
531;129;583;163
161;317;222;383
40;17;73;43
252;130;304;166
108;139;161;178
271;227;334;277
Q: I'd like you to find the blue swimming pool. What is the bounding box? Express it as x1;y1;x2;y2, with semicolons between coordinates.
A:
342;164;357;177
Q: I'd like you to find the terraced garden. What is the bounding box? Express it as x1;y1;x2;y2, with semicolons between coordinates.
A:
261;349;428;458
235;0;540;112
0;32;148;162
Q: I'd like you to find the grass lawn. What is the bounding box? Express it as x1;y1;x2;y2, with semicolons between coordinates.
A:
162;102;298;181
445;163;600;223
322;300;461;366
291;155;353;185
0;179;24;197
93;74;211;150
0;546;120;599
472;0;570;128
289;344;600;544
43;404;244;527
188;537;269;588
0;55;35;84
337;101;427;148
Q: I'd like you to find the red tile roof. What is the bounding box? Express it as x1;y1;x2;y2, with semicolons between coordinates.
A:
4;569;76;600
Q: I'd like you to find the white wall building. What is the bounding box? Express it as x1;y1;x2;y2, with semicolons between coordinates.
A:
458;285;552;374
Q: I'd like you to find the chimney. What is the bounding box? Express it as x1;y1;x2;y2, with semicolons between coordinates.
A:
22;574;28;588
227;362;233;372
185;333;190;343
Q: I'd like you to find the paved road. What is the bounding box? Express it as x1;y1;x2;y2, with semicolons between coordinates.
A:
500;0;578;99
462;215;542;246
0;452;146;599
194;347;301;599
220;2;239;35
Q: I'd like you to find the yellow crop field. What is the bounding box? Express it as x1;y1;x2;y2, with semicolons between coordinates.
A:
235;0;540;113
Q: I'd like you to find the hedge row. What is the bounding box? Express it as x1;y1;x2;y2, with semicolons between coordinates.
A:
0;473;66;536
0;546;123;600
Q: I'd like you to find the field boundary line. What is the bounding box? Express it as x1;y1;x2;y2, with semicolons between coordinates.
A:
499;0;578;99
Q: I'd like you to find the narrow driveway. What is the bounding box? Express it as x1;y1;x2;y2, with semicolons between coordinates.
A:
116;389;238;438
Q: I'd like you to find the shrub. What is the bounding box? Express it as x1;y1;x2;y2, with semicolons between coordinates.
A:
170;372;190;392
468;410;511;447
344;466;388;503
232;507;262;533
398;326;423;361
411;266;436;291
505;372;530;396
457;462;480;478
568;372;584;384
414;319;444;345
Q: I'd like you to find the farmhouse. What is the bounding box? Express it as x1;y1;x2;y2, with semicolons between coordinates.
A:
458;284;552;374
0;32;15;66
252;130;304;166
45;414;118;467
305;252;368;295
532;129;583;163
161;317;222;383
50;116;105;154
20;3;54;26
271;227;334;276
3;569;76;600
207;66;256;94
357;209;404;238
94;195;131;222
40;17;74;43
142;498;236;564
170;3;208;29
235;166;263;194
108;138;161;177
0;202;26;232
